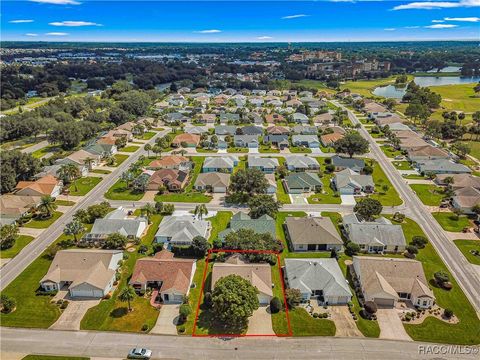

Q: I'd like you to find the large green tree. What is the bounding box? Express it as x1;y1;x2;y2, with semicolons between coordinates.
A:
333;132;369;158
229;168;268;198
353;198;382;221
0;224;19;250
212;274;259;331
248;194;281;219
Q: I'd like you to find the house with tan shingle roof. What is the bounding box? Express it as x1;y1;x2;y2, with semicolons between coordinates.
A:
285;216;343;252
148;155;191;171
352;256;435;309
171;133;200;148
212;255;273;304
320;132;344;147
129;250;196;303
15;174;63;198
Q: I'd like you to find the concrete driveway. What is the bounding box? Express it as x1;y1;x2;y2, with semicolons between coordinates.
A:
50;298;100;331
290;193;308;204
330;306;363;337
247;306;274;335
376;308;412;341
248;147;259;154
340;195;356;205
150;304;179;335
310;147;323;154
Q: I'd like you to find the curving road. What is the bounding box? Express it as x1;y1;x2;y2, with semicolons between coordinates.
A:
1;327;477;360
0;129;170;291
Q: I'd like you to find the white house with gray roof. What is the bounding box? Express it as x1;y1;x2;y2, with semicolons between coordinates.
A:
342;214;406;253
291;135;320;148
202;156;238;173
284;258;352;305
292;113;309;124
284;155;320;172
248;156;279;173
333;169;374;195
154;215;210;246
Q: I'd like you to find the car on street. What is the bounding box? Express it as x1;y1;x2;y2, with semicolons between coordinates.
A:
128;348;152;359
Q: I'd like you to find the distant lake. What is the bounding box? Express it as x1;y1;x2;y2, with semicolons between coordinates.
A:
372;76;480;99
425;66;461;73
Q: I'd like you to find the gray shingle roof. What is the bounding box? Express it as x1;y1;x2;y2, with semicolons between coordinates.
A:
155;215;209;244
342;214;406;247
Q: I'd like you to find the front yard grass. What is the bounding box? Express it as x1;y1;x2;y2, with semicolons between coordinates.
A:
410;184;446;206
121;145;140;153
227;147;247;153
392;160;412;170
307;175;341;204
386;216;480;345
0;235;35;259
289;146;312;153
259;145;279;153
90;169;111;174
276;179;291;204
141;131;156;140
67;177;102;196
368;160;403;206
24;211;63;229
112;154;129;167
207;211;232;243
155;192;212;203
54;200;75;206
453;240;480;265
432;212;472;232
104;180;144;201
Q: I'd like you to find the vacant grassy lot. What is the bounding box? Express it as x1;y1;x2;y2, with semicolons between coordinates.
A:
112;154;129;166
410;184;446;206
272;307;336;336
121;145;140;153
289;146;312;153
104;180;144;201
383;216;480;345
368;160;403;206
432;212;472;232
24;211;63;229
67;177;102;196
453;240;480;265
380;145;403;158
54;200;75;206
0;235;35;259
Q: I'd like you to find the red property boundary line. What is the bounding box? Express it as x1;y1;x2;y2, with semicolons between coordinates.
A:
192;249;293;337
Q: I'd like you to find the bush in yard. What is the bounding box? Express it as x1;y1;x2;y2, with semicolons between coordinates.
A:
285;288;302;309
434;271;450;287
141;324;149;331
345;242;360;256
204;292;213;309
0;294;16;313
364;301;378;314
212;237;223;249
138;244;148;254
411;236;428;249
444;308;454;319
363;165;373;175
325;164;335;173
392;212;405;223
313;313;319;318
178;325;185;334
179;303;191;323
269;296;282;314
405;245;418;258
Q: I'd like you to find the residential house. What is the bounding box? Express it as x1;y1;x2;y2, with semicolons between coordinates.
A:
15;174;63;198
284;259;352;305
452;187;480;214
36;163;88;179
171;133;200;148
369;112;404;126
154;215;209;246
220;113;240;124
84;207;148;242
313;113;333;124
284;155;320;172
283;172;322;193
407;145;450;163
333;169;374;195
218;212;276;240
103;129;133;142
248;156;279;173
240;126;263;136
211;255;273;305
164;112;190;124
266;126;289;135
434;174;480;190
342;214;406;253
40;249;123;298
249;113;264;125
84;142;117;158
264;135;289;150
202;156;238;173
129;250;196;303
321;133;344;147
265;174;277;194
331;155;365;172
0;194;41;226
96;137;119;155
416;159;471;175
292;113;309;124
146;169;189;191
148;155;191;171
285;99;302;108
284;217;343;252
184;126;209;135
197;113;217;124
352;256;435;309
291;135;320;148
214;125;237;136
292;125;317;135
194;172;231;193
265;113;285;123
234;134;259;148
59;150;101;169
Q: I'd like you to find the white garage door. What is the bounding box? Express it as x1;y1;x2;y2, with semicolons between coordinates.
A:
70;288;103;298
258;294;271;305
213;187;226;193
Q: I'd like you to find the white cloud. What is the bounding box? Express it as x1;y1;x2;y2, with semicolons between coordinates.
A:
49;21;102;27
194;29;221;34
25;33;38;36
257;36;273;40
30;0;81;4
384;28;396;31
393;0;480;11
444;17;480;22
9;19;34;23
432;20;445;23
425;24;458;28
281;14;309;19
45;32;69;36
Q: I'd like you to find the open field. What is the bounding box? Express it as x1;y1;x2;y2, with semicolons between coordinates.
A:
453;240;480;265
410;184;445;206
432;212;472;232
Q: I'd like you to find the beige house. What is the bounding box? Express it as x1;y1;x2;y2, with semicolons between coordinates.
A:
211;255;273;304
15;174;63;198
285;216;343;252
0;194;41;225
352;256;435;309
40;249;123;298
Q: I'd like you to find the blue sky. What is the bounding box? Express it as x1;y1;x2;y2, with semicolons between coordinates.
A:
2;0;479;42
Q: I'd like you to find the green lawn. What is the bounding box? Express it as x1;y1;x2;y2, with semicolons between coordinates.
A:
272;307;336;336
453;240;480;265
259;145;280;153
121;145;140;153
67;177;102;196
392;161;412;170
368;160;403;206
181;258;207;335
432;212;472;232
0;235;35;259
459;140;480;161
227;147;248;153
207;211;233;243
276;179;291;204
31;145;60;159
340;76;408;97
410;184;446;206
0;226;92;328
54;200;75;206
90;169;111;174
112;154;129;167
155;192;212;203
386;216;480;345
403;174;426;180
141;131;156;140
289;146;312;153
24;211;63;229
22;356;89;360
233;157;247;173
104;180;144;201
185;157;204;192
307;175;341;204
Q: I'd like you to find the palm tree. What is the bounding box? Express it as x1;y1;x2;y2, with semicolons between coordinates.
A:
39;195;57;218
140;203;155;224
119;286;136;312
63;220;84;242
58;163;81;192
121;171;135;188
194;204;208;220
84;157;95;171
144;143;152;158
